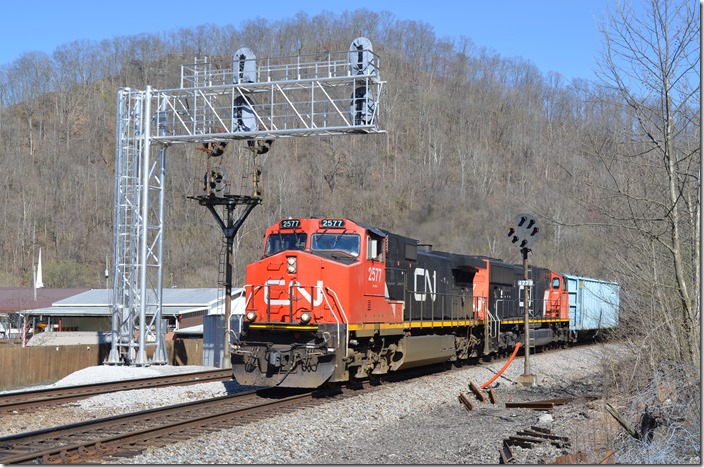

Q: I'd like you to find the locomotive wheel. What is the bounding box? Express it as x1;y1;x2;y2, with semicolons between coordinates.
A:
346;372;365;390
369;375;383;386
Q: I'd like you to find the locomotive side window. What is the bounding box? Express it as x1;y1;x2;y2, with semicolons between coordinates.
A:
452;269;473;287
311;233;360;257
404;243;417;261
552;277;560;289
265;233;307;256
366;235;384;261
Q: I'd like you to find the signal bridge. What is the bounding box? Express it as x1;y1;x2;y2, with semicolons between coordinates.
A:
109;38;384;366
130;42;383;145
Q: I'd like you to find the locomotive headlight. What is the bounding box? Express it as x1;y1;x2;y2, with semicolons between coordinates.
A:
299;311;312;325
245;311;257;322
287;256;297;273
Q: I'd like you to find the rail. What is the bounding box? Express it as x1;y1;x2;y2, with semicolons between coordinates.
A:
0;369;233;413
0;389;315;464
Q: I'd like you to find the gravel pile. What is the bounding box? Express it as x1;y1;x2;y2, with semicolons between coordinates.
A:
0;364;220;394
2;343;627;464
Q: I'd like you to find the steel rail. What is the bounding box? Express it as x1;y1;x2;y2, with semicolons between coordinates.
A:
0;369;233;412
0;389;315;464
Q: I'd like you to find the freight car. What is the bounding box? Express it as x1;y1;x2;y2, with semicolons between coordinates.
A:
563;274;619;338
231;218;619;388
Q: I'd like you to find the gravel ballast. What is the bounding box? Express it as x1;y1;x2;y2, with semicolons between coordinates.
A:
2;343;627;464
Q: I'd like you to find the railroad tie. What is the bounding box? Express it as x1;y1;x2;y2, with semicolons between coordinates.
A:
498;441;514;464
521;428;570;445
468;382;487;402
488;387;497;404
506;434;546;448
458;392;474;411
553;451;587;464
503;427;571;450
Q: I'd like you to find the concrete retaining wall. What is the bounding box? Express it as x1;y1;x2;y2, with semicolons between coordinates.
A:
0;339;204;390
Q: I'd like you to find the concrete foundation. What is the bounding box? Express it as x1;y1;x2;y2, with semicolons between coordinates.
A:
517;373;538;387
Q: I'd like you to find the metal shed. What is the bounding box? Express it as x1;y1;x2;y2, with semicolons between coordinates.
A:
18;288;244;334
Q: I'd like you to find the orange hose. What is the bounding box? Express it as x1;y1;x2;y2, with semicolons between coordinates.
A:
480;341;522;389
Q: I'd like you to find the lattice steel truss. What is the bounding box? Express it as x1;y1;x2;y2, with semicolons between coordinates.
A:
107;38;385;365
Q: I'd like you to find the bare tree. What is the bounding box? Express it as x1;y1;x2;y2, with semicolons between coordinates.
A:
6;52;54;157
594;0;700;363
2;7;687;308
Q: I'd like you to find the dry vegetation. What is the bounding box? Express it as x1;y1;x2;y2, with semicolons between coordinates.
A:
0;0;699;462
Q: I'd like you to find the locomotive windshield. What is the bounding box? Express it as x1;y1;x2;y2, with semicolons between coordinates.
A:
265;232;307;256
311;233;360;257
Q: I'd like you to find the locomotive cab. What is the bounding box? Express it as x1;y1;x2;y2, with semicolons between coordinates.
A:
547;272;569;319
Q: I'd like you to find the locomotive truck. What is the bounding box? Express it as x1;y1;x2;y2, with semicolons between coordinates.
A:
231;217;619;388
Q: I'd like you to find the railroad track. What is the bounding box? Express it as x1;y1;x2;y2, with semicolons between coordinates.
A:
0;369;233;413
0;387;322;464
0;342;604;464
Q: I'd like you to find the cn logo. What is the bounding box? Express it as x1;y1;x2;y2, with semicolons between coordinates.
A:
413;268;436;302
264;280;324;307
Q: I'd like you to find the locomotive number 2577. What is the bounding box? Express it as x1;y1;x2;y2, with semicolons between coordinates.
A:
368;267;382;282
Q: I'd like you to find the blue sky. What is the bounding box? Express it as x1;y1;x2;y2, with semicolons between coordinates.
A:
1;0;616;82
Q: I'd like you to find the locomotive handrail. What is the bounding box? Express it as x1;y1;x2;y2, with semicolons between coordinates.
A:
493;298;509;318
294;281;349;358
495;298;539;320
235;284;263;345
299;281;348;357
321;286;349;359
404;288;477;326
287;282;295;322
544;297;562;318
241;282;349;358
483;299;500;339
243;284;264;308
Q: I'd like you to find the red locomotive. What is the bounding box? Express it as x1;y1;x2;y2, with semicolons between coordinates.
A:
231;218;619;388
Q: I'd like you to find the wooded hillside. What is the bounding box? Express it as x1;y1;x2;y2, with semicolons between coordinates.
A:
0;3;699;364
